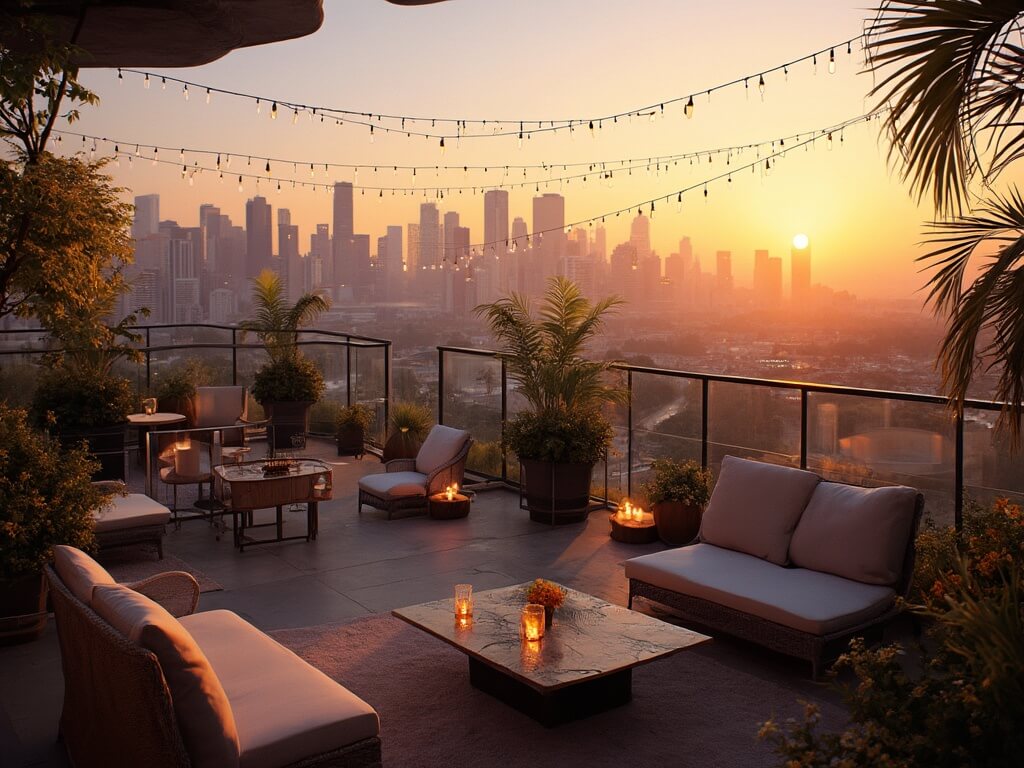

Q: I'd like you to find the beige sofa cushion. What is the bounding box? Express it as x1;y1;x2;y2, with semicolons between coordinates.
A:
415;425;469;475
625;543;895;636
698;456;821;565
789;483;918;586
93;493;171;533
52;545;115;605
92;585;240;768
358;471;428;499
181;609;379;768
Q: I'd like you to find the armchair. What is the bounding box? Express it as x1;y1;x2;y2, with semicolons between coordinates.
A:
358;425;472;518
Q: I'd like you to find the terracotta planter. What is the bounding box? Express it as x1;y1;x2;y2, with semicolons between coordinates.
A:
264;401;312;450
521;458;594;525
0;572;48;645
652;500;703;546
336;424;365;457
383;429;422;462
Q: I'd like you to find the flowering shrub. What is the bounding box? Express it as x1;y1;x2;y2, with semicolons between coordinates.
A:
525;579;566;608
760;531;1024;768
912;497;1024;607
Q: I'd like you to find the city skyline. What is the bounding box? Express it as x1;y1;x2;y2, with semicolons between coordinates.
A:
54;1;955;301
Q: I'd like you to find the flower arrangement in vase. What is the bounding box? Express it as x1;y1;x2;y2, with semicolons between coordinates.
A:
525;578;567;626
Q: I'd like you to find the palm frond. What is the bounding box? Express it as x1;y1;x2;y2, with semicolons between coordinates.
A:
240;269;329;363
867;0;1024;214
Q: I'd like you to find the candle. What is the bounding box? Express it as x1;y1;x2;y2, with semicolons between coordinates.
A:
631;503;644;522
142;397;157;415
174;438;200;476
445;483;458;501
454;583;473;618
520;603;545;642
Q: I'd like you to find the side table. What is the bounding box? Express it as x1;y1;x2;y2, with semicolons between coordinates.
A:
128;412;185;468
428;492;471;520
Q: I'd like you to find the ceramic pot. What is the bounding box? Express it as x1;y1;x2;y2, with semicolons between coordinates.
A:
652;500;702;546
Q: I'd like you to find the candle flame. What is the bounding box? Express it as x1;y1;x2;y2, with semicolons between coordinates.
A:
445;484;457;501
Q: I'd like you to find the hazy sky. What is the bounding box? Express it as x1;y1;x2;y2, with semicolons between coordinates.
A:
65;0;944;300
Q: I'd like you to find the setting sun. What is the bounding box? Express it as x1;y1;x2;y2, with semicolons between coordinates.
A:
792;233;809;250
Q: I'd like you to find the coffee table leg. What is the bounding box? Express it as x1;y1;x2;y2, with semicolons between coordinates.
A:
467;658;631;727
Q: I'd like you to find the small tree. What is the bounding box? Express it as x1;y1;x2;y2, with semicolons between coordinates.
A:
241;269;330;363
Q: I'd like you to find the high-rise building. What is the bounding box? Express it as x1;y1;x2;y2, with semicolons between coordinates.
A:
483;189;509;261
791;240;811;304
443;211;460;265
278;209;302;301
594;225;607;262
532;193;565;291
332;182;354;289
419;203;440;268
407;223;420;272
716;250;733;300
245;196;272;278
310;224;331;289
132;194;159;239
630;214;651;260
379;225;403;301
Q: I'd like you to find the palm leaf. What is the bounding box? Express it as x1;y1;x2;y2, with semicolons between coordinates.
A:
240;269;330;363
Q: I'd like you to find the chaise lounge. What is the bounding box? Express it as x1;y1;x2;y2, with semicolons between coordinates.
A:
47;546;381;767
625;455;924;676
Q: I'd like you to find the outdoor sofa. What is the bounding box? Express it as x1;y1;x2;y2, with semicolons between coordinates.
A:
47;546;381;768
626;455;924;676
92;482;171;558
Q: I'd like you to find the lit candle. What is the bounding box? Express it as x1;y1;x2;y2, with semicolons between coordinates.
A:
174;438;200;476
142;397;157;415
520;603;545;642
632;504;644;523
454;583;473;618
445;483;457;502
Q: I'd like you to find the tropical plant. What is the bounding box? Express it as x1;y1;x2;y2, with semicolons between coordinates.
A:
241;270;329;405
642;458;713;507
389;400;433;439
475;276;625;462
867;1;1024;442
241;269;330;364
0;404;107;579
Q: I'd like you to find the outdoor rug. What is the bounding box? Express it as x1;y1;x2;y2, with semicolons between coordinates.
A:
271;614;848;768
99;546;223;593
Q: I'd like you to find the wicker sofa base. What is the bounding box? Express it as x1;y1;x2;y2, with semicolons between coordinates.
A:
628;579;898;678
95;523;167;559
358;488;428;520
283;736;381;768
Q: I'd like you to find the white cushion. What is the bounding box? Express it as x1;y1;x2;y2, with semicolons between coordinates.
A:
93;493;171;533
625;543;895;636
52;545;115;605
92;585;240;768
789;483;918;586
699;456;820;565
358;471;428;499
181;610;379;768
415;425;469;475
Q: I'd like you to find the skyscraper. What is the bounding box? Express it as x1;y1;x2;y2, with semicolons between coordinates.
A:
419;203;440;268
310;224;331;289
791;240;811;304
443;211;460;265
245;195;272;278
332;182;354;289
483;189;509;261
716;250;733;296
278;209;301;301
532;193;565;291
132;194;159;239
630;214;651;260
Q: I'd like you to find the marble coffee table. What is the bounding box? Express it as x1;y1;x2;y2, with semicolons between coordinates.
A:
392;582;709;726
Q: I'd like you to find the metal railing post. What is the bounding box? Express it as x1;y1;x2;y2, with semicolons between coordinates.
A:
800;389;808;469
145;328;152;391
500;358;508;482
231;328;238;386
383;342;391;446
701;377;709;469
955;406;964;532
346;340;352;407
627;369;633;497
437;348;445;425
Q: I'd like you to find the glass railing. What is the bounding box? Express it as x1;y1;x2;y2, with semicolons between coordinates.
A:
0;324;391;446
436;346;1024;529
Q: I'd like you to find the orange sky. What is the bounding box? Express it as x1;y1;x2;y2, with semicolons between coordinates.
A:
64;0;943;300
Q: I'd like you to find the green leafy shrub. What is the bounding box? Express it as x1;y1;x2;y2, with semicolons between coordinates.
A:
0;404;106;577
503;409;612;464
468;439;503;476
389;401;433;439
30;365;135;431
251;356;324;404
153;359;210;402
642;458;713;506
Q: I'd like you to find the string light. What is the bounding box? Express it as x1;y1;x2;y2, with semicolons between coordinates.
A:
829;48;836;74
116;34;862;142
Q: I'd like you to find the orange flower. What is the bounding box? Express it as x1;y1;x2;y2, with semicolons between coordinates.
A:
525;579;566;608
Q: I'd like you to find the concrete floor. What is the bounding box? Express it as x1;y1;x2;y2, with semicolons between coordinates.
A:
0;440;842;767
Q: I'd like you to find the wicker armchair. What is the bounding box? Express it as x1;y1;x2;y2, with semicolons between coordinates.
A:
47;549;381;768
358;425;472;519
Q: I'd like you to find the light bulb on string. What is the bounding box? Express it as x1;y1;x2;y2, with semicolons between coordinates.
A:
292;109;298;124
161;76;166;90
758;74;766;100
143;73;150;89
677;192;683;212
152;147;158;165
256;98;261;115
765;159;772;176
206;88;211;104
238;176;243;192
117;68;123;83
827;132;833;150
439;137;445;155
183;84;188;101
271;102;278;120
813;54;817;74
829;48;836;74
685;96;694;119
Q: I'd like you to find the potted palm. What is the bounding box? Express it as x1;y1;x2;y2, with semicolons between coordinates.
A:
242;270;330;449
476;277;625;524
642;458;714;546
0;404;108;643
383;401;433;461
336;403;373;458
